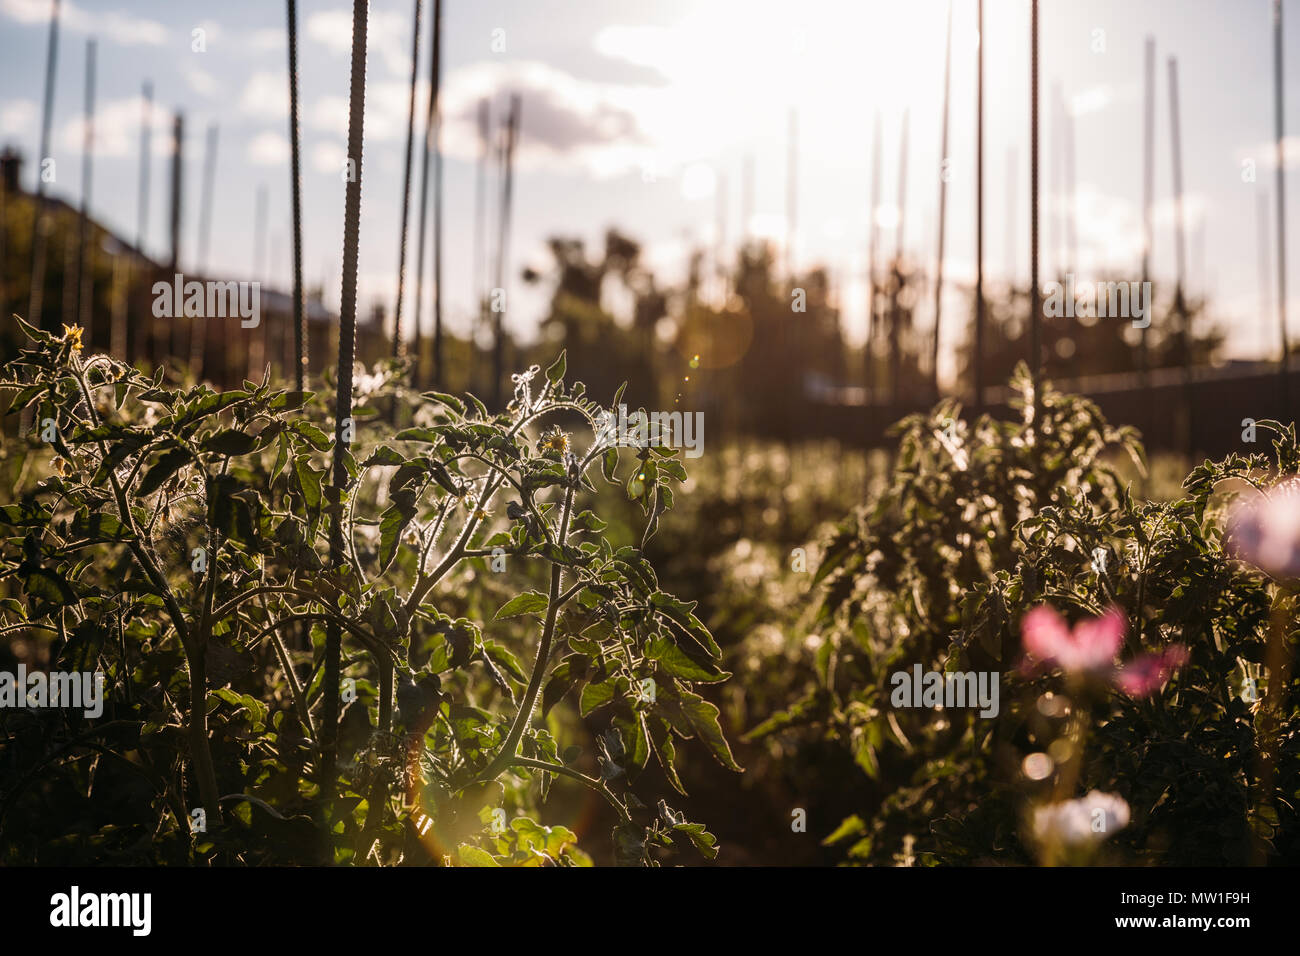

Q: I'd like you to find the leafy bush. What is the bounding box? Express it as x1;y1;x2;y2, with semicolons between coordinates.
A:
0;318;738;866
751;364;1300;865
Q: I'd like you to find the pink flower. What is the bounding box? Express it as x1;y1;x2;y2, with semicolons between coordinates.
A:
1225;476;1300;580
1021;605;1125;674
1114;645;1188;697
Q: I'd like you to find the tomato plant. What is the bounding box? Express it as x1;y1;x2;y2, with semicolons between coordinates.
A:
0;318;738;865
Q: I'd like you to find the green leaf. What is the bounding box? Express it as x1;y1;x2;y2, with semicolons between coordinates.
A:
23;567;76;607
209;475;258;546
0;501;53;529
650;591;721;659
362;445;407;467
672;822;719;860
646;635;728;683
602;446;619;484
649;719;686;795
269;390;312;412
292;421;332;451
822;814;867;846
294;456;323;510
483;640;526;682
676;690;742;772
203;429;259;456
13;312;54;344
545;350;566;384
3;383;47;415
494;590;549;620
163;390;249;429
570;510;607;534
542;654;589;717
427;459;460;496
70;510;134;543
394;427;442;443
616;713;650;771
580;679;615;716
421;391;465;415
137;447;192;497
377;490;418;572
456;845;500;867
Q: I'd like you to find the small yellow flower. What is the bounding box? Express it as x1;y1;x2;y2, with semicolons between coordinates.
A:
52;457;70;477
61;324;84;352
538;426;569;457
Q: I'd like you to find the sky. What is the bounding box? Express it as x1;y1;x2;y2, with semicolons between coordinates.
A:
1;0;1298;383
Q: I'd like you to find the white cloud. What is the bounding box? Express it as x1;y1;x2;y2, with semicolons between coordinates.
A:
307;96;349;139
247;130;290;166
185;67;218;97
311;139;346;176
55;94;172;160
306;7;411;77
248;27;285;53
1;0;167;45
306;78;432;145
0;98;37;142
437;60;650;179
99;9;166;45
239;71;290;121
194;19;221;45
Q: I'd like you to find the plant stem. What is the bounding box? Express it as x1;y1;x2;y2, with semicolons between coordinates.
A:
481;480;574;780
506;755;629;824
322;0;370;850
69;353;223;826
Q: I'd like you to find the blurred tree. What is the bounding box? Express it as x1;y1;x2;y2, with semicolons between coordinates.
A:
524;228;660;404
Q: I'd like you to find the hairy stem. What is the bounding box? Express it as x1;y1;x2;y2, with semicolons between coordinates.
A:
481;480;575;780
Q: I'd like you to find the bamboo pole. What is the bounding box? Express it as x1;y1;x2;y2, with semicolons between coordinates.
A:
126;80;151;366
191;122;218;378
391;0;422;363
110;252;126;361
974;0;985;412
287;0;307;391
167;114;186;369
1275;0;1289;415
1050;81;1062;282
249;183;268;380
168;115;182;272
61;229;76;330
324;0;371;828
26;0;61;334
866;111;881;406
137;81;152;257
196;124;218;274
891;109;909;409
930;1;953;401
491;94;520;409
470;98;489;394
74;39;95;337
411;0;440;389
1141;37;1154;413
431;0;445;388
1168;55;1193;454
1030;0;1041;413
